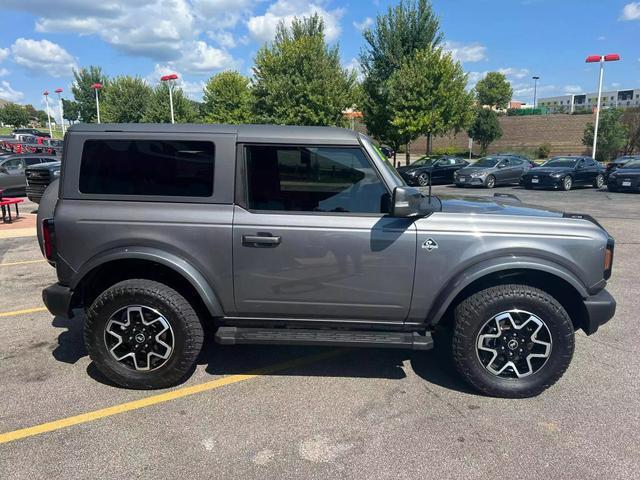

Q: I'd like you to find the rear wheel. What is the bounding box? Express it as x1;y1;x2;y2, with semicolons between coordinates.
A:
85;279;204;389
594;174;604;189
561;175;573;191
485;175;496;189
452;284;574;398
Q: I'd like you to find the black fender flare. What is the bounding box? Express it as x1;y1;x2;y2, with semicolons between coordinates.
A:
426;255;589;326
71;246;225;317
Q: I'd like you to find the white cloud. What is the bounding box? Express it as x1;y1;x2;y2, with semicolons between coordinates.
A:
498;67;529;79
344;57;362;81
208;30;237;49
171;40;239;73
444;41;487;63
0;69;9;77
597;35;606;41
620;2;640;20
11;38;77;77
353;17;373;32
0;48;9;62
564;85;582;94
0;80;24;102
147;64;206;100
247;0;344;42
193;0;257;29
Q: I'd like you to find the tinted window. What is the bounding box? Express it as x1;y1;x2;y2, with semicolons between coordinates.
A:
621;160;640;169
511;158;523;166
24;157;42;166
245;145;388;214
543;157;578;168
79;139;214;197
474;157;499;167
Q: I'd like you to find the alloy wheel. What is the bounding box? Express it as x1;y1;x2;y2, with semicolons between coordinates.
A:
418;173;430;186
596;174;604;189
563;176;572;191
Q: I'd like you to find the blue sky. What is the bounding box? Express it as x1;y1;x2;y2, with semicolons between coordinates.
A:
0;0;639;108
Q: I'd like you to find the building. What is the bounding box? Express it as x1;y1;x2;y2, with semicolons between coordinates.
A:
538;88;640;113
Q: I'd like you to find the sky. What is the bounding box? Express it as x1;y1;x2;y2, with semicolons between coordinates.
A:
0;0;639;109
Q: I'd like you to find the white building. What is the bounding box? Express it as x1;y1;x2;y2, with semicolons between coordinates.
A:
538;88;640;113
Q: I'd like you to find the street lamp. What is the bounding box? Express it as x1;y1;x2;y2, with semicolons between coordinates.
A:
91;83;102;124
532;76;540;108
55;88;65;136
160;73;178;124
43;90;53;138
585;53;621;160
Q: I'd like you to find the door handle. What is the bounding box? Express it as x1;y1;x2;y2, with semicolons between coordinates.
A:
242;234;282;247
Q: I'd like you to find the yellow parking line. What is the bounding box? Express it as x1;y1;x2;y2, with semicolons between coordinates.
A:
0;259;46;267
0;228;36;239
0;307;48;318
0;349;343;445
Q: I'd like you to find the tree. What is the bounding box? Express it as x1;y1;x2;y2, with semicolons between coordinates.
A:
202;71;253;124
253;14;355;126
71;66;107;122
475;72;513;109
143;82;198;123
582;108;628;162
621;107;640;154
101;76;152;123
387;48;474;163
62;99;80;124
468;108;502;155
0;103;30;127
360;0;442;159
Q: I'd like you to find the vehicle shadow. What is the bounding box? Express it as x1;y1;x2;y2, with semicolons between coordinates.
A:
51;315;476;394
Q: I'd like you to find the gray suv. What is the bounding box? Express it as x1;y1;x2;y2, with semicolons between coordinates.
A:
454;155;530;188
39;124;616;398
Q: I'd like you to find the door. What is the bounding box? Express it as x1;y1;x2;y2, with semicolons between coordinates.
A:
505;157;524;183
233;144;417;322
494;158;511;184
574;158;589;185
0;157;26;192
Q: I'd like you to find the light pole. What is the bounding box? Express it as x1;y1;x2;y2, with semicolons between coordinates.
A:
55;88;65;136
43;90;53;138
586;53;620;160
91;83;102;123
160;73;178;124
532;76;540;108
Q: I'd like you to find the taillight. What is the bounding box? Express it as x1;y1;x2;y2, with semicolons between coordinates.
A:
604;237;614;280
42;218;56;262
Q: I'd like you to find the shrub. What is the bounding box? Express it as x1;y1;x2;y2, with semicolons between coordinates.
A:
536;143;551;159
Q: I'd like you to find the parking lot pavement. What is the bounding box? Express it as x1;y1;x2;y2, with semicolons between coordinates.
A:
1;189;639;479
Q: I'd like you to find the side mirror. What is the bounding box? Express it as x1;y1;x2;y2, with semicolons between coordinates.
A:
391;186;423;217
497;162;506;169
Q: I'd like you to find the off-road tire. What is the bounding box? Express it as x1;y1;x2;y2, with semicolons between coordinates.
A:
85;279;204;389
452;284;574;398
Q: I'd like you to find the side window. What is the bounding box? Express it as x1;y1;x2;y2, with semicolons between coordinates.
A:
245;145;389;214
79;139;215;197
24;157;41;166
2;158;23;170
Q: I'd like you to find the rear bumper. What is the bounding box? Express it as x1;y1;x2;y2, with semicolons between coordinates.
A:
583;288;616;335
42;283;74;319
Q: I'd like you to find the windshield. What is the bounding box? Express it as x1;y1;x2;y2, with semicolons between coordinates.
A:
542;157;578;168
621;160;640;169
411;157;436;167
359;134;405;186
473;157;499;168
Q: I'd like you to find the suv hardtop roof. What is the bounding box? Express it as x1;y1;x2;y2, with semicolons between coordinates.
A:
68;123;362;145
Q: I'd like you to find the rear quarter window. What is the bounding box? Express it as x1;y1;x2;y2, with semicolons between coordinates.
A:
79;139;215;197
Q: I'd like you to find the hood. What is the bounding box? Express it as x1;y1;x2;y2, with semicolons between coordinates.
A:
397;165;431;173
527;167;573;175
437;194;562;218
611;168;640;176
27;161;61;170
458;166;490;174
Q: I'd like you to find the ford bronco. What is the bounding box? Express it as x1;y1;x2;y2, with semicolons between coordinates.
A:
39;124;616;397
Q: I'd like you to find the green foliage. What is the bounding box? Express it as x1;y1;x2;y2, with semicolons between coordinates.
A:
71;66;107;122
536;143;551;159
62;99;80;123
387;48;474;142
431;146;459;156
467;108;503;155
203;71;253;124
143;82;198;123
0;103;30;127
621;107;640;154
583;108;629;161
101;76;152;123
253;14;355;126
475;72;513;109
360;0;442;152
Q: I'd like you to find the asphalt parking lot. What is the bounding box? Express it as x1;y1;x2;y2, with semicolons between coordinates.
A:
1;187;639;479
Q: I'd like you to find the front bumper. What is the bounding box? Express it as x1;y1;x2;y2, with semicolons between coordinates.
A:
583;288;616;335
454;175;485;186
42;283;74;319
522;175;563;188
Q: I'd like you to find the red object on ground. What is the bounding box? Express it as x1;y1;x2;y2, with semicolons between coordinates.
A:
0;197;23;223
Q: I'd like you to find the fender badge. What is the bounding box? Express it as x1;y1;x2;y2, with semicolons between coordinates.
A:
422;238;438;251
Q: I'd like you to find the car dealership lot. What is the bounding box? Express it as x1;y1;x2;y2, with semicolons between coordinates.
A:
1;189;639;480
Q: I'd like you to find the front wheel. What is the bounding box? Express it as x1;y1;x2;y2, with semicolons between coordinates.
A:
452;284;574;398
561;175;573;191
594;174;604;189
85;279;204;389
485;175;496;189
417;172;430;186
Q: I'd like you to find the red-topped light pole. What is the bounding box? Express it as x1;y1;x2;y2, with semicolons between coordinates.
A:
160;73;178;124
55;88;65;136
43;90;53;137
585;53;621;160
91;83;103;123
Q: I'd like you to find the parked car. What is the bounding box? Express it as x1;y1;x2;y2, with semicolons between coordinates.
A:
12;128;50;138
0;154;56;195
454;155;530;188
522;156;605;191
397;155;468;186
607;158;640;192
379;145;395;159
604;155;640;179
38;123;616;398
25;160;61;203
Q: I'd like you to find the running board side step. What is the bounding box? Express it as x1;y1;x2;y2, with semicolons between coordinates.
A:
215;327;433;350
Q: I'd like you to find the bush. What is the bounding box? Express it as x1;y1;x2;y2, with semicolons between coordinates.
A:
536;143;551;159
432;146;458;156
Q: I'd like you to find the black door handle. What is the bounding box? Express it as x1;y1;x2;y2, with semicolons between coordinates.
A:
242;234;282;247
